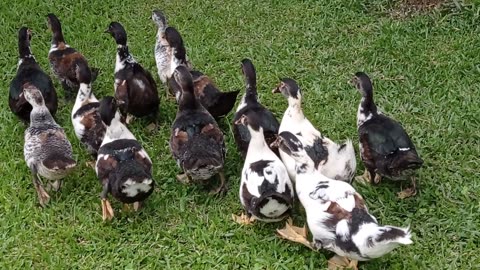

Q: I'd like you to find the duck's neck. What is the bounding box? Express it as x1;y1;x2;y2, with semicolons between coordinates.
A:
360;94;377;115
18;39;33;59
30;106;55;126
50;23;65;46
285;98;305;121
116;44;133;62
246;128;268;155
179;91;199;111
244;84;258;103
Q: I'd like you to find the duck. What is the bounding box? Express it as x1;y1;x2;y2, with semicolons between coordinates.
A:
351;72;423;199
71;70;106;159
272;78;356;183
47;13;97;99
233;59;280;158
272;131;413;270
151;10;239;119
95;96;155;221
9;27;58;123
232;112;294;225
105;22;160;123
23;84;76;207
169;65;226;194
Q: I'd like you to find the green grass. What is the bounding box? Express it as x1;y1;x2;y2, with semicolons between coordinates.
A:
1;0;479;269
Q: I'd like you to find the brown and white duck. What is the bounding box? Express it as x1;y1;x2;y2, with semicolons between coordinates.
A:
233;58;280;158
351;72;423;198
152;10;239;119
9;27;57;122
169;66;226;194
95;96;155;221
71;70;106;159
47;13;97;99
23;84;76;206
105;22;160;123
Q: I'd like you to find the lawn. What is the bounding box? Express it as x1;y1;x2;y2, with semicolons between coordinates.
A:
0;0;479;269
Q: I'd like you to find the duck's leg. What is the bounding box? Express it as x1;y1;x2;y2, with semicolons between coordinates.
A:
31;171;50;207
276;218;314;250
232;212;255;225
397;176;417;199
100;184;114;221
133;201;143;211
355;169;372;184
373;173;382;184
122;203;132;213
210;171;227;195
85;160;96;169
48;180;62;192
126;114;135;125
327;256;358;270
176;172;191;184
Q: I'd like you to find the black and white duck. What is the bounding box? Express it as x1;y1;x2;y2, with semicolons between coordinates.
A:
273;131;413;270
9;27;57;122
233;58;280;158
273;78;356;183
71;69;106;159
95;96;155;221
169;66;226;194
23;84;76;206
105;22;160;123
152;10;239;119
351;72;423;199
232;112;294;225
47;13;97;99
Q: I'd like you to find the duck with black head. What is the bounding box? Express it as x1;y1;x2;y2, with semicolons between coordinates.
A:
71;66;106;161
233;59;280;158
232;111;294;225
151;10;239;119
105;22;160;126
169;66;226;194
273;131;413;270
23;84;76;207
47;13;98;100
351;72;423;199
10;27;57;123
95;96;155;221
272;78;356;183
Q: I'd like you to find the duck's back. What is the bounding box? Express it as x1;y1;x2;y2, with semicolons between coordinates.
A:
24;124;73;166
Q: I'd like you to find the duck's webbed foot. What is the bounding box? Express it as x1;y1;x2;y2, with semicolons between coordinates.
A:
397;176;417;199
276;218;314;250
32;172;50;207
328;255;358;270
355;170;372;184
176;172;191;184
232;212;255;225
209;171;227;195
100;184;114;221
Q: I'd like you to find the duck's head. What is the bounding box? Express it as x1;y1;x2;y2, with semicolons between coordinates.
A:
46;13;61;33
99;96;119;126
165;27;186;61
240;58;257;93
23;83;45;107
151;10;167;29
272;78;302;102
350;72;373;97
18;27;32;46
271;131;312;173
234;112;264;134
105;22;127;46
354;224;413;259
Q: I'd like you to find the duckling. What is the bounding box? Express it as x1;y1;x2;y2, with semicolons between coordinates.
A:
47;13;97;99
23;84;76;207
273;78;356;183
169;66;226;194
151;10;239;118
232;112;294;225
95;96;155;221
9;27;58;122
71;65;106;158
105;22;160;123
272;131;413;270
351;72;423;199
233;59;280;158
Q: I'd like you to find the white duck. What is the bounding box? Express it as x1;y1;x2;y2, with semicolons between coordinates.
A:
232;112;294;225
272;78;356;183
272;131;412;269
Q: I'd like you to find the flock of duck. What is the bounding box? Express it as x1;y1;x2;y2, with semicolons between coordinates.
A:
9;10;425;269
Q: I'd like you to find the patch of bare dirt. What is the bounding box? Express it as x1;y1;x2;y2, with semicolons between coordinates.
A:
390;0;447;18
